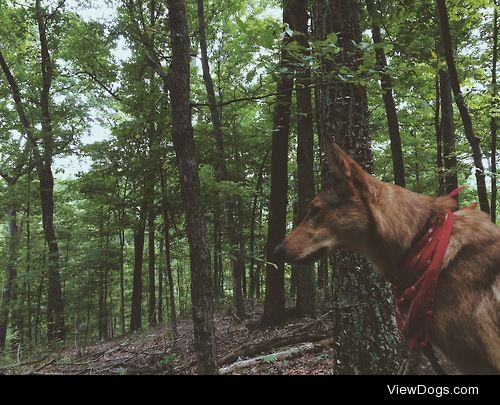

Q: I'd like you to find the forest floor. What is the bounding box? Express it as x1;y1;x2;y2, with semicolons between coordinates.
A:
0;304;457;375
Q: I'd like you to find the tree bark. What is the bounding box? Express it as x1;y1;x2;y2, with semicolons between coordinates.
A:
130;133;156;331
313;0;401;374
218;225;224;299
118;208;126;335
98;211;109;340
98;266;106;340
439;69;458;195
160;169;177;336
262;0;295;326
436;0;490;214
130;218;145;332
118;220;126;335
34;264;45;346
26;166;33;344
290;200;299;299
365;0;405;187
290;0;317;318
148;207;157;326
212;207;222;303
34;0;66;343
166;0;218;374
317;258;328;294
39;166;65;342
158;237;164;324
237;198;247;299
435;75;445;196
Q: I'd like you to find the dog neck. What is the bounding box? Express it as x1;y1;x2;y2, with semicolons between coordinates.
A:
363;177;455;280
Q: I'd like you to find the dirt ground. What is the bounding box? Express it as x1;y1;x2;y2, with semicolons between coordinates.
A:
0;305;456;375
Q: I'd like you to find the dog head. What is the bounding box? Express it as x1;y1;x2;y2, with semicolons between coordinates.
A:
274;141;372;264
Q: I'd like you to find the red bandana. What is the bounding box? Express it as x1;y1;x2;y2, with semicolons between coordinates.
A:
390;187;476;352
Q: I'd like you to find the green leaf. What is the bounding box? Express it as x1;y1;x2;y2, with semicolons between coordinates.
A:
326;32;338;45
263;355;278;364
260;31;274;49
235;15;246;32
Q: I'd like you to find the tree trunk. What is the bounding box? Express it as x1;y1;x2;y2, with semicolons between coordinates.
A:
317;258;327;293
197;0;245;319
85;272;93;342
39;166;65;342
148;207;157;326
218;227;224;299
166;0;217;374
130;219;145;332
262;0;295;326
26;166;33;344
313;0;401;374
290;200;299;299
314;78;329;298
436;0;490;214
365;0;405;187
237;198;247;299
130;155;155;331
107;268;113;338
160;169;177;336
118;217;126;335
158;236;164;324
491;2;498;223
98;266;106;340
439;69;458;195
176;262;184;317
212;207;221;303
34;265;44;346
10;266;23;351
34;0;67;343
98;213;109;340
435;75;445;196
248;149;270;302
291;0;317;318
256;204;264;303
0;210;20;350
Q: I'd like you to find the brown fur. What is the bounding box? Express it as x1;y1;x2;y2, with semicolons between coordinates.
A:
275;143;500;374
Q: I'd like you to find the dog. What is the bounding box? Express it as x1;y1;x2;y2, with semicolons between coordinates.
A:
274;141;500;374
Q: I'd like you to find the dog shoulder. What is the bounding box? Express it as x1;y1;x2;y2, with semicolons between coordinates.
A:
442;209;500;271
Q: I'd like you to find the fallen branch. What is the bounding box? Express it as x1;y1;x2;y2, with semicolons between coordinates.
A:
219;338;333;375
0;355;48;371
286;309;334;335
28;358;55;374
218;330;332;367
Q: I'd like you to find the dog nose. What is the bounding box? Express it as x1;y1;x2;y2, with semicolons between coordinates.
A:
273;243;286;260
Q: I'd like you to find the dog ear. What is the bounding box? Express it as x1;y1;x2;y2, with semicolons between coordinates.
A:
325;140;350;181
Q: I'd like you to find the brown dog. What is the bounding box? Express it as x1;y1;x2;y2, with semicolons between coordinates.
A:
274;142;500;374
